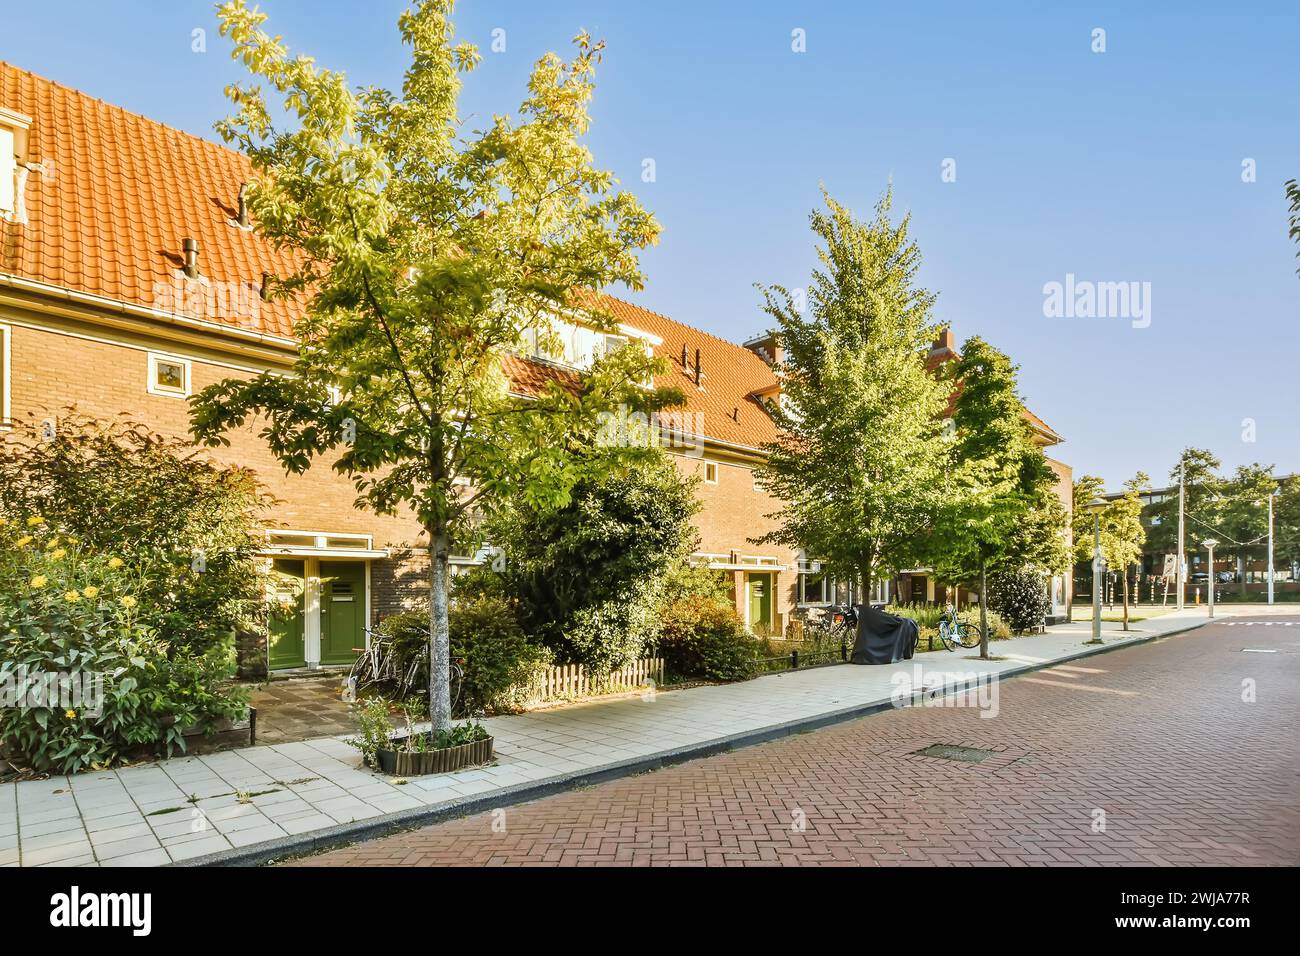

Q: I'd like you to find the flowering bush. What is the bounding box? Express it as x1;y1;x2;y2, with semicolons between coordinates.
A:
0;413;269;660
0;515;248;774
986;568;1052;635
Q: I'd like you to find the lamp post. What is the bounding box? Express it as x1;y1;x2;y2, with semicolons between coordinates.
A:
1087;497;1108;643
1268;489;1278;606
1203;538;1219;618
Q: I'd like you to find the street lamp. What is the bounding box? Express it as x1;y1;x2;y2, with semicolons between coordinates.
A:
1087;497;1108;642
1202;538;1219;618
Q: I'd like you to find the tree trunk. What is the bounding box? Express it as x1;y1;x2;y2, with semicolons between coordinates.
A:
1121;567;1130;631
428;528;452;733
1238;554;1246;597
978;557;989;660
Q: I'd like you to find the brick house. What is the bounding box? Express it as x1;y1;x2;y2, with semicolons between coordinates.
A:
0;63;1071;672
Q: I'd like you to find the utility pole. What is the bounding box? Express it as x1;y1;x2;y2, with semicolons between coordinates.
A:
1268;488;1277;606
1204;539;1219;618
1176;460;1186;611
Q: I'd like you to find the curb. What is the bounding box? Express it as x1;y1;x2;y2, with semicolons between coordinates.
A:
179;618;1212;867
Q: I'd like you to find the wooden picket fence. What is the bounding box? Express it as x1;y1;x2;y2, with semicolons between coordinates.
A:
514;657;664;706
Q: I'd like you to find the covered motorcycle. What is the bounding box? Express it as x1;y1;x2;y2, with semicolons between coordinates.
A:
850;604;919;665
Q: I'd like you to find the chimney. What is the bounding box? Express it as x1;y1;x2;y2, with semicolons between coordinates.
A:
236;183;251;228
681;343;688;369
694;347;702;386
932;327;956;354
182;238;200;279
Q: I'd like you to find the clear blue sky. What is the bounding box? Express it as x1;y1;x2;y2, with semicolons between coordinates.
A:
4;1;1297;489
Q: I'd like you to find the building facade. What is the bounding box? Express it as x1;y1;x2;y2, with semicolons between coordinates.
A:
1;63;1072;671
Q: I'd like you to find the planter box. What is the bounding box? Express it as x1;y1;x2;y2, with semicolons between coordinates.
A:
375;735;494;776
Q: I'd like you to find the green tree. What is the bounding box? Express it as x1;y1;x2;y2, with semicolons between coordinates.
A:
1071;475;1106;565
1099;472;1148;630
751;189;952;601
190;0;677;731
1146;448;1224;568
930;338;1062;658
1274;475;1300;577
1219;464;1278;596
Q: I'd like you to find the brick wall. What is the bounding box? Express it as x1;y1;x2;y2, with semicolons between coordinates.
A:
2;320;427;551
672;452;800;632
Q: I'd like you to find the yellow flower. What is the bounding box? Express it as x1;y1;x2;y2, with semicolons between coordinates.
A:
107;557;124;569
26;515;45;527
45;537;60;549
0;517;7;527
82;586;99;599
121;595;137;609
29;575;48;589
63;591;81;603
65;710;77;719
15;535;33;547
50;548;67;560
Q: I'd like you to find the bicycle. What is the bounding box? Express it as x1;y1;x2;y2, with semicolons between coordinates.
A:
937;604;981;651
346;626;465;714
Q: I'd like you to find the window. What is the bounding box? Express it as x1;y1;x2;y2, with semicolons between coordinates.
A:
703;461;718;484
800;572;829;605
603;333;629;356
0;323;10;428
148;353;190;397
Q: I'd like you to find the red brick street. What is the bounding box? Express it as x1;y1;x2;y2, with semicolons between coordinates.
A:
292;618;1300;867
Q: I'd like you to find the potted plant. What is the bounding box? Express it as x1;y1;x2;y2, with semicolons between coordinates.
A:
349;699;494;776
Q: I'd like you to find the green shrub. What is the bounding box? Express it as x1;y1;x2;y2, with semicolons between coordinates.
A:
378;596;552;716
0;518;248;773
491;455;699;672
987;569;1052;634
0;413;269;662
656;595;759;682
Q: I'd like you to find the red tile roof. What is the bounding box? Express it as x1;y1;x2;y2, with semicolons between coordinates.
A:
1;61;302;339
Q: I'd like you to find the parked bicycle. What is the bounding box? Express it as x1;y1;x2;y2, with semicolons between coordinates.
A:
346;626;464;714
937;604;982;651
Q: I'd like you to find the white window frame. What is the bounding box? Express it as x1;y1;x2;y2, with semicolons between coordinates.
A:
703;461;718;484
799;571;830;606
0;323;10;429
148;352;191;398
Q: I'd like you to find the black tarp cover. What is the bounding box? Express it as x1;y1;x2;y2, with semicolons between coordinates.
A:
850;605;919;665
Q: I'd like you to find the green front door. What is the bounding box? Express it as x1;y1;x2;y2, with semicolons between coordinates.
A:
268;559;306;669
747;572;773;633
320;561;366;665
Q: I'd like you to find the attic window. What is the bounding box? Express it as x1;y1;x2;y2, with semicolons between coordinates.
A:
0;106;33;220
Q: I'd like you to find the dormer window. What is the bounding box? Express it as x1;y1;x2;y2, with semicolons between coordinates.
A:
0;106;33;222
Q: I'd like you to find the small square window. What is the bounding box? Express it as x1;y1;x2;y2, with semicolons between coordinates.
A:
148;353;190;397
704;462;718;484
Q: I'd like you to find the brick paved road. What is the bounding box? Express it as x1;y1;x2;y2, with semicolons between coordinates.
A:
292;618;1300;866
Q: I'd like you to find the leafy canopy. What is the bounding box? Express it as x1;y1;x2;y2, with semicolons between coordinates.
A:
192;0;679;545
931;336;1066;585
752;188;952;592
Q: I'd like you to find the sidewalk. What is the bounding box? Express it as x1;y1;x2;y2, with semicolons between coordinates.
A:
0;605;1282;867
